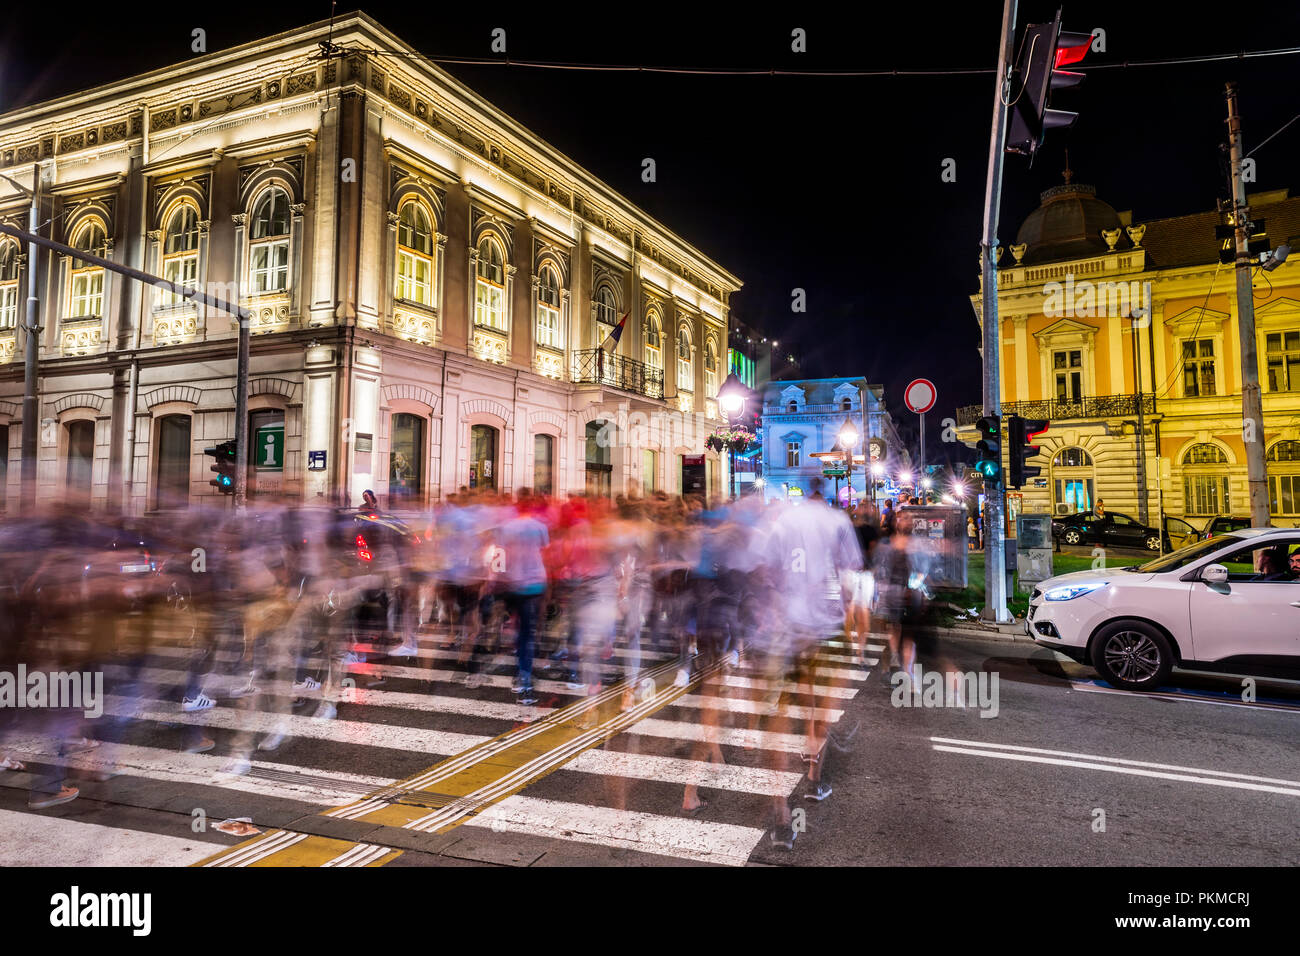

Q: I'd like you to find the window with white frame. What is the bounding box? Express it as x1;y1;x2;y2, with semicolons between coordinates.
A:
1182;443;1229;516
704;340;718;397
1267;440;1300;516
474;236;506;330
249;186;290;295
594;285;618;345
676;327;692;390
537;264;561;348
645;311;662;370
786;441;801;468
396;201;434;306
1053;349;1083;403
1265;330;1300;392
160;204;199;307
69;220;107;318
1182;338;1217;397
0;240;18;330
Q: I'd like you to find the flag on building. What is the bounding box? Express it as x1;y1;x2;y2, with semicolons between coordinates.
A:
601;312;629;352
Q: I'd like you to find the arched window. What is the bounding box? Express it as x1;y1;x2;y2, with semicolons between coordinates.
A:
249;186;290;294
644;311;662;370
841;398;852;411
0;240;18;330
69;220;108;318
474;237;506;330
704;340;719;398
676;327;693;390
1051;446;1095;514
396;201;434;306
1052;447;1092;467
161;204;200;307
1183;443;1229;516
1266;440;1300;516
389;413;425;502
788;401;797;413
594;285;618;344
536;264;561;348
155;414;192;510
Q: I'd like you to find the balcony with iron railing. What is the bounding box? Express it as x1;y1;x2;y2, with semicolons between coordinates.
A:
572;348;664;399
956;394;1156;426
764;403;857;415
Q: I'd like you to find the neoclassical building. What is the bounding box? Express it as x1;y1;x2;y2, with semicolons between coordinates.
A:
0;12;740;514
957;174;1300;527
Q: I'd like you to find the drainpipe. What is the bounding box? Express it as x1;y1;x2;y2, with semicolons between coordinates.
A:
123;103;149;514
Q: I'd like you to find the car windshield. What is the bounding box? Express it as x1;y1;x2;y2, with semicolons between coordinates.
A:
1136;535;1240;573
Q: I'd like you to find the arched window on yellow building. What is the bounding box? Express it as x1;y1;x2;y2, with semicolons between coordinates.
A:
1052;446;1094;514
1266;440;1300;518
1183;443;1230;517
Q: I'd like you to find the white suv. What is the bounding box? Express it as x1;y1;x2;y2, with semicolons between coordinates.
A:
1026;528;1300;690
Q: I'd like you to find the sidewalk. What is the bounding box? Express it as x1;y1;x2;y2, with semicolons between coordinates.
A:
918;617;1030;644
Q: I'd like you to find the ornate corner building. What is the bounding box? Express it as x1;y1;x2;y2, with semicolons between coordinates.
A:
0;12;740;513
956;175;1300;527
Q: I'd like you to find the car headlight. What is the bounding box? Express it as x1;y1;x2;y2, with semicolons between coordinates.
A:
1043;582;1107;601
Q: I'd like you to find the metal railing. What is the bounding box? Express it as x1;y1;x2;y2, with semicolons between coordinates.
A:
571;347;664;399
763;403;856;415
956;394;1156;426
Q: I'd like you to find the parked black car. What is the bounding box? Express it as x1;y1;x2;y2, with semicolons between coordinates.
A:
1051;511;1194;552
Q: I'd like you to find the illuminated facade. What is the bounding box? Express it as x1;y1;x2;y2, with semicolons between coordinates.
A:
957;177;1300;527
0;13;740;512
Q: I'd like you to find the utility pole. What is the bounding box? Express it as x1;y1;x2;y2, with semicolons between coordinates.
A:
234;302;250;511
979;0;1017;623
1225;83;1270;527
1132;310;1148;526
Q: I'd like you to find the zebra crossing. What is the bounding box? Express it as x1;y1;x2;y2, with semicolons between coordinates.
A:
0;628;882;866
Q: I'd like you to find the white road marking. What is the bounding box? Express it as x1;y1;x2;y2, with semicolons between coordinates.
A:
466;794;767;866
0;808;215;866
931;736;1300;798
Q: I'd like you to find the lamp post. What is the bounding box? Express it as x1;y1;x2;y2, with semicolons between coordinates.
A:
838;419;858;510
717;372;747;501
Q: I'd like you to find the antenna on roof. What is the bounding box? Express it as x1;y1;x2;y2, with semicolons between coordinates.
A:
1062;149;1074;185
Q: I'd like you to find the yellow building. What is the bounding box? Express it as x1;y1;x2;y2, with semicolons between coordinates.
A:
958;175;1300;530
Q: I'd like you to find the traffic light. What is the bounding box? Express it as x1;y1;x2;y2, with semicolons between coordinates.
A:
974;415;1001;482
1007;415;1049;488
1006;12;1092;158
206;440;237;494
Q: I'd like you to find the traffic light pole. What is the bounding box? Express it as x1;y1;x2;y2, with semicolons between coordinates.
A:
978;0;1017;623
1225;83;1270;528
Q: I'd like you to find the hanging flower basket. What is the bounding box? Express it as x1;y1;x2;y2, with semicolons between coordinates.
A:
705;427;757;455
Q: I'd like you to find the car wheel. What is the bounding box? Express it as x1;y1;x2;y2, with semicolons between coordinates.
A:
1063;529;1082;545
1144;534;1161;552
1090;621;1173;691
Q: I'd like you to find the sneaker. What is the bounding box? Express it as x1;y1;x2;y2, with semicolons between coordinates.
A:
726;649;740;668
258;732;287;752
216;756;251;778
28;786;79;810
517;688;538;705
563;672;585;690
463;672;485;689
804;782;833;802
390;642;419;657
292;677;321;693
768;823;797;850
228;673;259;698
673;667;690;689
182;693;215;713
313;702;337;721
342;651;366;666
511;677;532;694
185;737;216;754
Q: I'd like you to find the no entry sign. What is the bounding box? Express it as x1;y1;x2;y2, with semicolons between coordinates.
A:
904;378;936;414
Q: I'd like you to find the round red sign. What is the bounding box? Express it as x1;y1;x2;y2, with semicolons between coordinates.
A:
904;378;937;414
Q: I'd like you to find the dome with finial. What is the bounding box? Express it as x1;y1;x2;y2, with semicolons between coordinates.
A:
1013;157;1124;266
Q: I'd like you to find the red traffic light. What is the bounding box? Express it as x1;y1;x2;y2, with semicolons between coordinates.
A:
1054;33;1092;68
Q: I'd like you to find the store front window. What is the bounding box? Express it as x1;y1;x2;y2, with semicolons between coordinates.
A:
471;424;498;491
390;414;424;503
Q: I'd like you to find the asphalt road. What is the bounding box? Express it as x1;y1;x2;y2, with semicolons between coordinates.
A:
1;625;1296;867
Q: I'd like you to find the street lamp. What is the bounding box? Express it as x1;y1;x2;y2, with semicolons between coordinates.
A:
838;419;858;510
717;371;749;501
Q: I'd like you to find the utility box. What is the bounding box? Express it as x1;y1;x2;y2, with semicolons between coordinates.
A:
1016;513;1054;592
897;505;967;590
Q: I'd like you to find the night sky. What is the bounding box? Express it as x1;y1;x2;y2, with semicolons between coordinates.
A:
3;2;1297;466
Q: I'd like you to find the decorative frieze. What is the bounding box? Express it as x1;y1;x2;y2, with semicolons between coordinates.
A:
61;318;102;356
392;305;438;347
0;332;15;364
246;295;291;335
534;346;564;381
471;326;508;365
153;308;198;345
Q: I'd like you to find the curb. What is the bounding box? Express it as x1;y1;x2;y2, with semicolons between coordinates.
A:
918;623;1031;644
